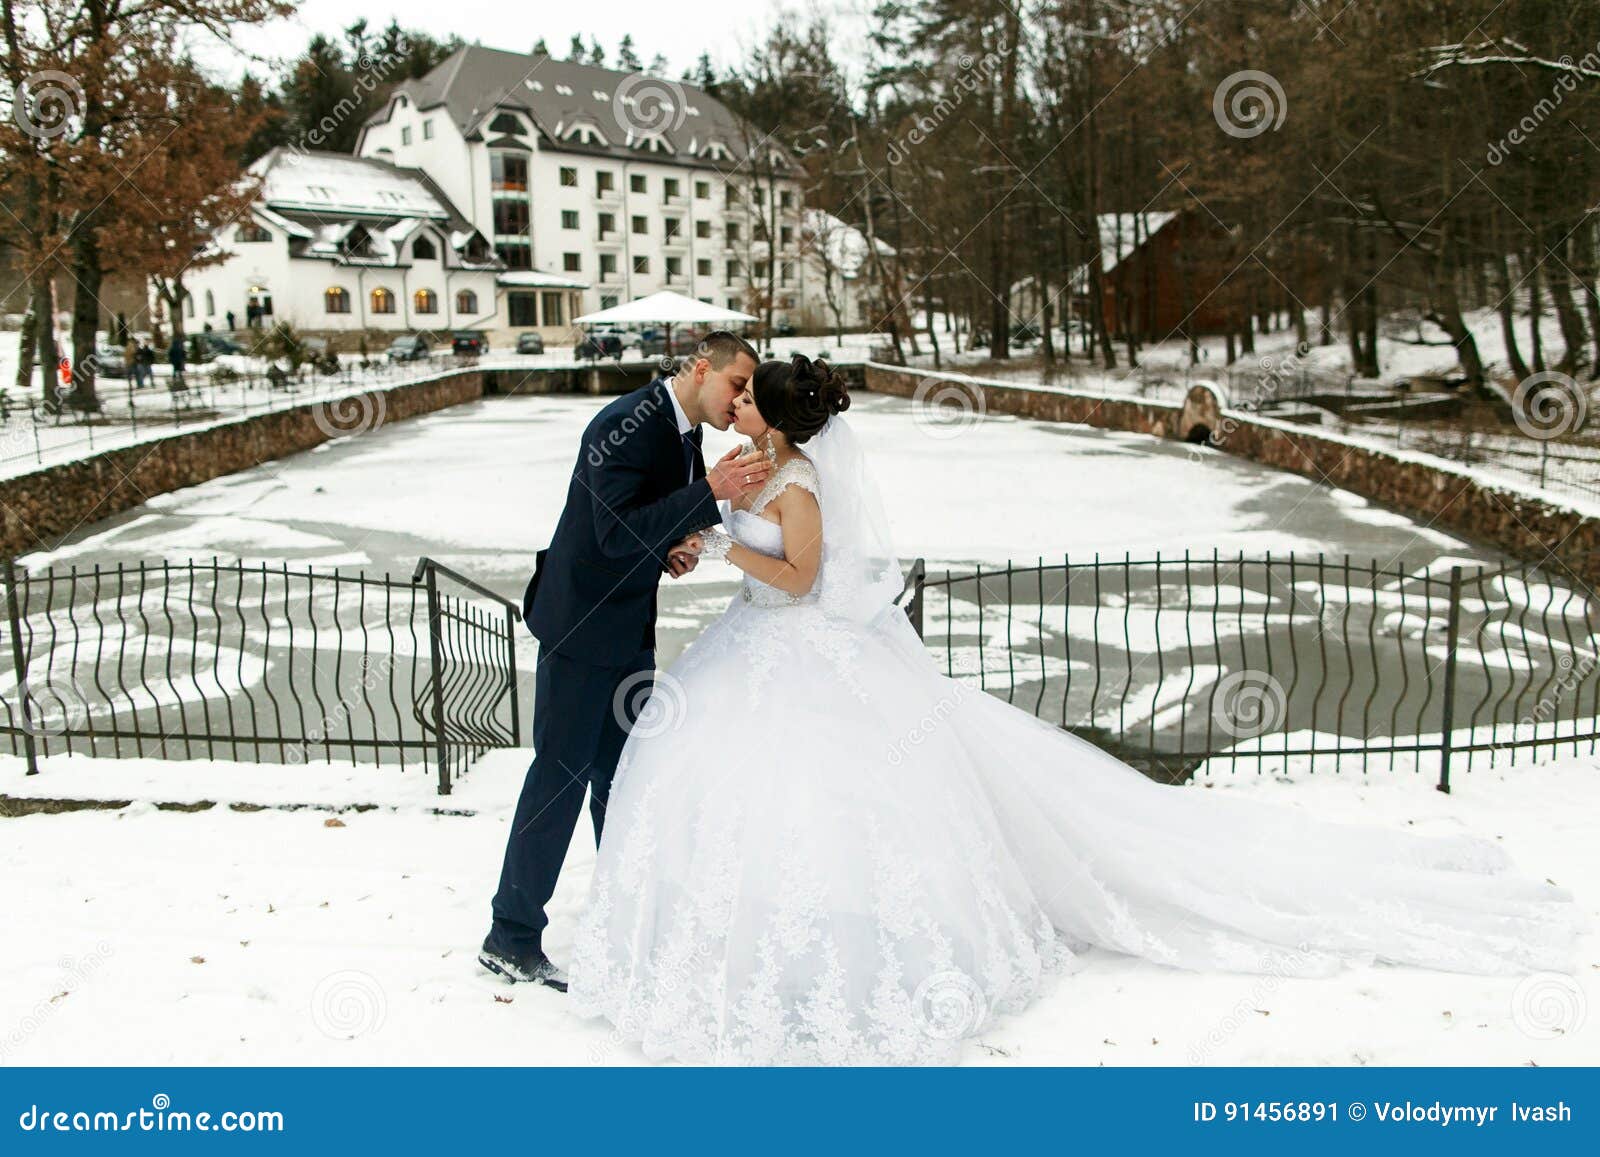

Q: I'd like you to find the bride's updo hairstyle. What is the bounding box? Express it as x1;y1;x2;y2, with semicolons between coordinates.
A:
751;354;849;444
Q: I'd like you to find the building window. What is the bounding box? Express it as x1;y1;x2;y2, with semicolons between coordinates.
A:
562;210;579;230
665;256;683;282
508;291;538;327
493;198;530;236
560;166;578;187
725;185;737;208
563;252;581;272
632;256;650;275
205;290;216;316
414;288;438;314
663;178;680;201
456;289;478;314
780;261;794;287
491;152;528;193
696;258;712;277
664;217;680;240
401;126;412;145
323;287;350;314
412;236;437;260
371;287;395;314
631;215;647;235
600;294;619;310
540;292;564;327
755;260;768;279
726;260;741;281
235;223;271;243
780;226;794;247
490;112;523;134
423;119;434;140
630;173;646;194
695;180;710;200
780;190;795;210
596;171;615;195
496;242;532;270
726;221;741;243
184;294;194;317
695;220;711;239
598;212;616;238
599;253;618;280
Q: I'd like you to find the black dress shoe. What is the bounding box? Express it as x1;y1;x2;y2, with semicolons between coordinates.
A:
478;937;569;991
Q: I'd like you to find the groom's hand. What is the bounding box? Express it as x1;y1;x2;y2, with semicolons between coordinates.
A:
707;446;772;502
666;535;701;578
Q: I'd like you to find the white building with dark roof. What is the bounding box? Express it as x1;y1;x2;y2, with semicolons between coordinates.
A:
355;45;810;335
181;148;511;341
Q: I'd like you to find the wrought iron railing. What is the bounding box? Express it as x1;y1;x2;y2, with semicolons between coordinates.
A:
0;556;523;794
902;552;1600;790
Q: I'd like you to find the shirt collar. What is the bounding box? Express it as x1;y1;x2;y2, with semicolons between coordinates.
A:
663;379;693;435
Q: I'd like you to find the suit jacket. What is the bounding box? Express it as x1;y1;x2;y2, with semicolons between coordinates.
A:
524;379;721;666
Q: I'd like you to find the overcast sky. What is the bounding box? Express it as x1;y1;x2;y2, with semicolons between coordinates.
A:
193;0;870;84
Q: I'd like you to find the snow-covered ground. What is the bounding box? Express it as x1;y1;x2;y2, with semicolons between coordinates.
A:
24;391;1500;665
2;746;1594;1066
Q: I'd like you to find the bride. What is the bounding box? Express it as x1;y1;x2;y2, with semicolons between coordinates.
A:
566;354;1587;1065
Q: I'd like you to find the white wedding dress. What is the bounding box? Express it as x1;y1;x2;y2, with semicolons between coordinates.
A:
567;419;1587;1065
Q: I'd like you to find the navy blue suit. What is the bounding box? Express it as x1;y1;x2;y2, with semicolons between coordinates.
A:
492;379;721;954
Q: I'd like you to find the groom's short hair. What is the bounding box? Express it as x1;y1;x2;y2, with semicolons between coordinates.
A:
688;329;758;371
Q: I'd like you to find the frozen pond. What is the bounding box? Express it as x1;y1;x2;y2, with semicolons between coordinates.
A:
27;390;1500;663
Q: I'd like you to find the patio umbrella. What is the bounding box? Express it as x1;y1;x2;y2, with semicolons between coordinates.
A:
574;291;756;353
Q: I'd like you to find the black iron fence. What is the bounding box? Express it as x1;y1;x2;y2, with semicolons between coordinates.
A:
0;556;522;795
902;552;1600;790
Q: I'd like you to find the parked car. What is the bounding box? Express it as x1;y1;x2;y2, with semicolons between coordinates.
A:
452;330;490;356
637;328;701;357
195;333;244;358
515;332;545;355
576;330;624;359
1010;323;1041;346
386;334;430;362
95;343;130;378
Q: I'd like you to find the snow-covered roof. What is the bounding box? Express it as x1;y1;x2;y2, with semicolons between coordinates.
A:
803;210;894;280
575;290;755;325
497;270;590;289
1097;212;1178;271
251;149;450;220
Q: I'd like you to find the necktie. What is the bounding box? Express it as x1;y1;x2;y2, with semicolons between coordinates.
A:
683;425;702;484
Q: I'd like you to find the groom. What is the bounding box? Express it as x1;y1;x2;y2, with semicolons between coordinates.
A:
480;330;765;988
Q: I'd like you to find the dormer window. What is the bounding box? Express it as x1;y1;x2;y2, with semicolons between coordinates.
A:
412;236;437;261
489;112;524;135
235;223;272;243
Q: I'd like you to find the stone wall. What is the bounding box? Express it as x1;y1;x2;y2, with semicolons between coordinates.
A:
0;371;483;557
864;363;1600;587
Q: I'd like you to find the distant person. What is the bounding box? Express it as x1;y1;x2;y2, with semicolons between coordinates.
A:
133;341;155;389
226;310;236;332
167;335;186;388
122;338;137;380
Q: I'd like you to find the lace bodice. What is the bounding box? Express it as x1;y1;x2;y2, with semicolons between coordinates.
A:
728;456;820;608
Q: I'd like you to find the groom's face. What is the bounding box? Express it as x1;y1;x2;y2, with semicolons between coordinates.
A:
691;352;757;431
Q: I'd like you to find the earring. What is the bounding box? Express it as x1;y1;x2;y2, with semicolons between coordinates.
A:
761;430;778;466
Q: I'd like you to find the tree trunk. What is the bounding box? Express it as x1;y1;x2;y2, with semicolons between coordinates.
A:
15;306;36;390
1496;252;1531;381
68;222;104;411
32;273;58;404
1526;251;1546;373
